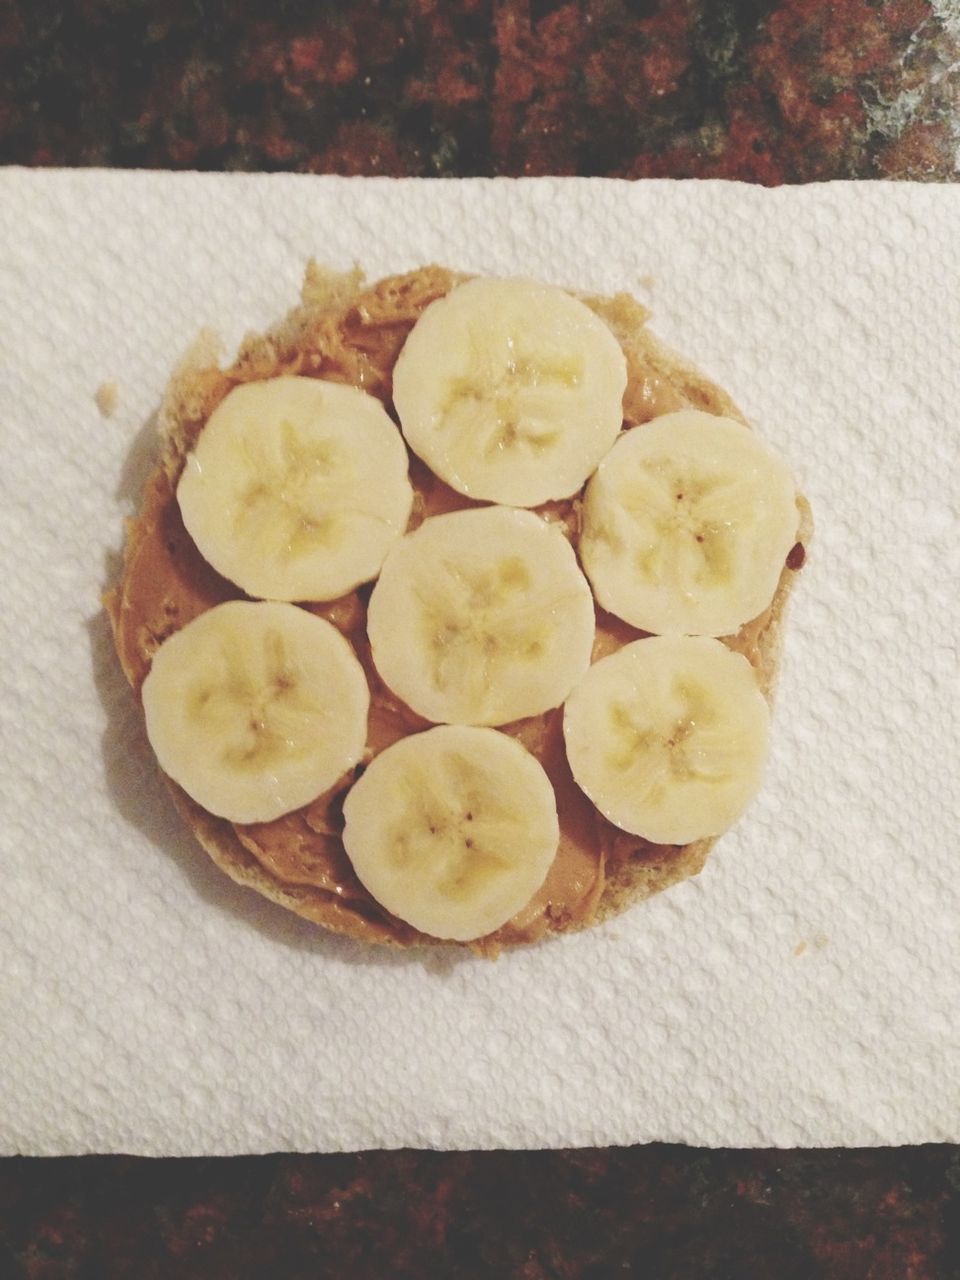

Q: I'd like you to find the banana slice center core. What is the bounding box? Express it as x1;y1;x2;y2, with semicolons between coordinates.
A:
387;759;512;901
624;462;742;588
607;678;729;805
187;628;325;772
442;332;582;459
421;556;546;694
239;420;346;560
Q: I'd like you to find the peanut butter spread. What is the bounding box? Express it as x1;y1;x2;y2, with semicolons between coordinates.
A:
106;266;808;952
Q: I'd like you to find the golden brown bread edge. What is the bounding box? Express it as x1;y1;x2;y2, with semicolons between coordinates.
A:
109;263;812;954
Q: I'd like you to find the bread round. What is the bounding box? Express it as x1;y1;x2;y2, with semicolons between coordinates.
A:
106;265;811;955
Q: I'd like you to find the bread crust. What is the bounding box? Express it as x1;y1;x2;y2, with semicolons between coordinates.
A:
107;265;811;953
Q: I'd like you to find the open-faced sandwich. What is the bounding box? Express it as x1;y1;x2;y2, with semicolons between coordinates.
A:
105;265;811;955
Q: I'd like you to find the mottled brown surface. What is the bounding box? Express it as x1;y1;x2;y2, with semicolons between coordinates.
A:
4;0;958;1268
1;0;958;179
1;1147;959;1278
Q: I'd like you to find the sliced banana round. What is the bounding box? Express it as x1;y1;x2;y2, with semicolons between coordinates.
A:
342;725;559;941
563;636;769;845
392;276;628;507
367;505;595;726
579;410;798;636
142;600;369;824
177;376;414;602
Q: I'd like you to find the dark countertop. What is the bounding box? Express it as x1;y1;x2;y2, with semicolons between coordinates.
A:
3;1147;960;1278
3;2;959;1277
1;0;958;180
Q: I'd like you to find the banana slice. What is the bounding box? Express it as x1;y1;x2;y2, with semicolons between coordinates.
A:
580;410;798;636
177;376;414;602
563;636;769;845
341;725;559;940
367;505;595;726
142;600;369;824
392;276;628;507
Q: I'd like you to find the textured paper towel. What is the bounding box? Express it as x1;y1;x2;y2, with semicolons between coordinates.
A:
0;171;958;1155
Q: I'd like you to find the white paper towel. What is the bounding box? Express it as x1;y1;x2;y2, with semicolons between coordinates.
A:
0;170;957;1156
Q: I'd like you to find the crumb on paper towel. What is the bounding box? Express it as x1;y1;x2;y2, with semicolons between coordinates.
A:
94;381;119;418
794;934;830;957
